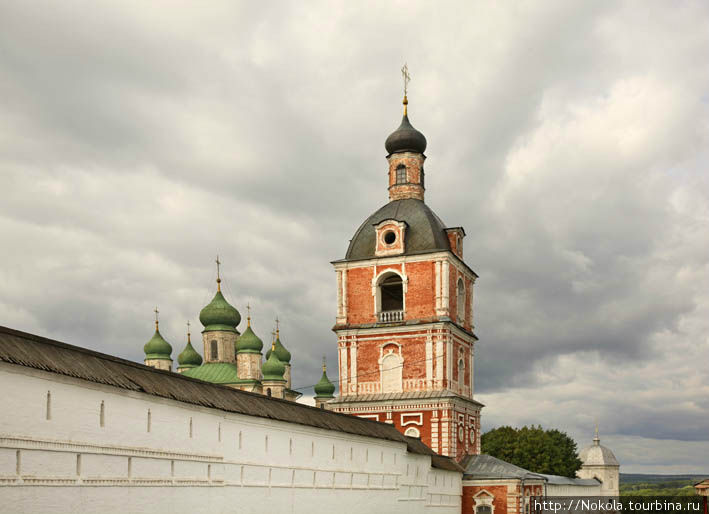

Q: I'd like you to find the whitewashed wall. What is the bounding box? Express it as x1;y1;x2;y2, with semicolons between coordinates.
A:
546;483;601;496
0;362;461;514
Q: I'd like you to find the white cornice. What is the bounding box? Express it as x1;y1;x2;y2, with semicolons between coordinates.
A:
332;251;478;281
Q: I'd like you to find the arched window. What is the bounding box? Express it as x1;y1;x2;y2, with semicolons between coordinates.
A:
380;274;403;312
380;351;403;393
404;427;420;438
266;388;272;397
476;506;492;514
396;165;407;184
458;358;465;388
210;340;218;361
457;278;465;322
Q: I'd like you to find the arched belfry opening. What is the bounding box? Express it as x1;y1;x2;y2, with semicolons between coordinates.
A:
377;272;404;322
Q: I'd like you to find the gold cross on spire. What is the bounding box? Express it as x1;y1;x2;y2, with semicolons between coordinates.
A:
186;320;191;342
215;255;221;291
275;316;280;337
246;302;251;327
271;330;276;351
154;306;159;329
401;63;410;115
322;355;327;372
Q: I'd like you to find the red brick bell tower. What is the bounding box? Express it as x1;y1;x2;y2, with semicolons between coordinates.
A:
329;89;483;461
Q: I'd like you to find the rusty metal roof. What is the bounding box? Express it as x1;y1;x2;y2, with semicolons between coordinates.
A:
0;325;461;472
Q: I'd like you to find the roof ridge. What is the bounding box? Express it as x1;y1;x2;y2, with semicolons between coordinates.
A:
0;325;168;373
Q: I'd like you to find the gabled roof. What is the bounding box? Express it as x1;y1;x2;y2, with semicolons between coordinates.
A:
0;325;460;472
461;454;546;480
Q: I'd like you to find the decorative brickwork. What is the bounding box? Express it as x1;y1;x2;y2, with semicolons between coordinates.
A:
388;152;425;201
332;108;481;461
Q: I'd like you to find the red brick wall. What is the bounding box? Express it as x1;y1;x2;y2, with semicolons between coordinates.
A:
403;261;436;319
388;153;425;201
345;267;375;324
463;484;511;514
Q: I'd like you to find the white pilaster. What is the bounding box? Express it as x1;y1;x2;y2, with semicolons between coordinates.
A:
441;261;450;313
425;333;433;389
339;343;348;395
342;269;347;319
469;344;475;397
435;338;444;389
350;341;357;394
446;334;453;388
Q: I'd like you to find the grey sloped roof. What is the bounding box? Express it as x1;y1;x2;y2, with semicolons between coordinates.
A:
344;198;450;261
579;441;619;466
462;454;545;480
405;436;464;472
0;325;460;472
541;474;600;486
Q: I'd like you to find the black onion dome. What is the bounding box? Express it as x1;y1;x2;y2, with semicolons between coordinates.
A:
385;114;427;155
344;199;450;260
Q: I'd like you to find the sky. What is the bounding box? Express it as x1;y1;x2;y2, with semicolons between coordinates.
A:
1;1;708;474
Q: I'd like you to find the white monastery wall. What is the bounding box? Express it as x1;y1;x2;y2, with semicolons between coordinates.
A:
545;483;602;497
0;362;461;514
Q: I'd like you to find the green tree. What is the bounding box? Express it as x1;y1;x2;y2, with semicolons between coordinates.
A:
481;425;583;478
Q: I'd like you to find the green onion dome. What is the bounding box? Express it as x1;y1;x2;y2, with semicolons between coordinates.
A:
314;364;335;398
199;286;241;333
236;318;263;354
266;330;291;363
177;333;202;369
262;343;286;381
144;324;173;361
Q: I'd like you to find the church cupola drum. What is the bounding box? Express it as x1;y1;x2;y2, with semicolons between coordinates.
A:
330;66;482;460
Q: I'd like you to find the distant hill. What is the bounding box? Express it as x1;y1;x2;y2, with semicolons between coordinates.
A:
621;473;707;484
620;474;707;496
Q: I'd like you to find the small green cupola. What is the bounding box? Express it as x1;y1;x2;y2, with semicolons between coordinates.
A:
177;321;202;371
236;306;263;354
266;321;291;363
314;357;335;399
199;258;241;333
261;340;286;381
143;308;173;361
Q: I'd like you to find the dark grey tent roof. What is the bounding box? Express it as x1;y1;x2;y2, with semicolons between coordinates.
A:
0;325;462;472
343;198;450;261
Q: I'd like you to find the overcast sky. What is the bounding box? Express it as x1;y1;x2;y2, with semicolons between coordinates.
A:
1;1;708;474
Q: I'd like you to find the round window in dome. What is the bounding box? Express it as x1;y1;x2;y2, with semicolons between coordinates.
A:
383;231;397;245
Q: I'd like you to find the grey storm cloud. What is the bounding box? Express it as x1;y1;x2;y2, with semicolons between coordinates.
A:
1;1;708;473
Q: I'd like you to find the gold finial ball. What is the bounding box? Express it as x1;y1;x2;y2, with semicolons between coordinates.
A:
403;95;408;105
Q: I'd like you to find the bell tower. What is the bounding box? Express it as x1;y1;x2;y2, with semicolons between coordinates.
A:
329;68;482;460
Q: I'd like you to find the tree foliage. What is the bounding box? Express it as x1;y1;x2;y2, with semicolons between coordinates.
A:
481;425;583;478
